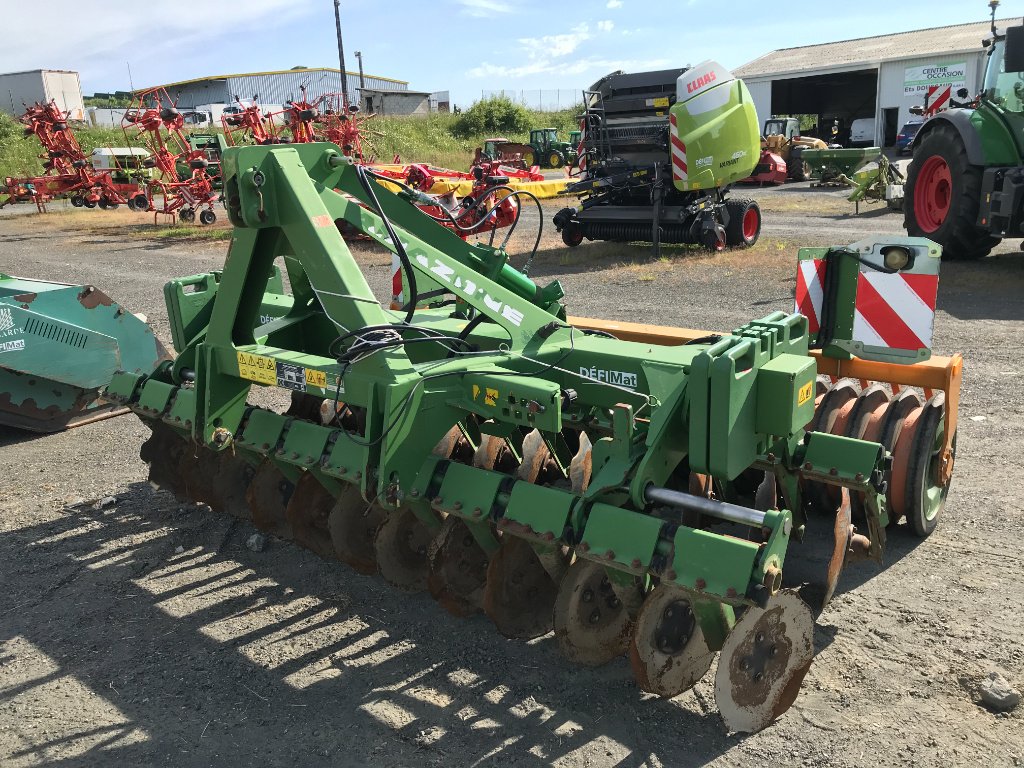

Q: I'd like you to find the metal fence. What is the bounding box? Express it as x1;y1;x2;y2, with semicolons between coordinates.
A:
480;89;582;112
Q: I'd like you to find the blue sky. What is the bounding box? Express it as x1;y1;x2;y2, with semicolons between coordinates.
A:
0;0;1011;106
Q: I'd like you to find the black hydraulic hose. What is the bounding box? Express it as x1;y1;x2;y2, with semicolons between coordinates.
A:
356;165;417;323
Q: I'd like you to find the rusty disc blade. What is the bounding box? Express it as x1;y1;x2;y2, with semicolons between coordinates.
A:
206;451;256;520
568;432;593;493
285;473;337;559
715;589;815;733
246;459;295;538
328;485;386;575
820;487;853;613
554;559;640;667
374;507;434;592
140;422;190;499
427;517;490;617
483;536;561;640
629;585;715;697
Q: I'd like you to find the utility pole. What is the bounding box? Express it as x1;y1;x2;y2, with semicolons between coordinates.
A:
333;0;349;108
354;51;365;89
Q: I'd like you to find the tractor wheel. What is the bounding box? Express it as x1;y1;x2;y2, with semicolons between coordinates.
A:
789;148;811;182
904;124;998;260
70;195;84;208
561;224;584;247
724;199;761;247
83;198;96;209
548;151;565;169
199;209;216;225
523;149;537;167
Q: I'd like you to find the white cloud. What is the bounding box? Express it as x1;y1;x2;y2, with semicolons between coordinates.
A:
518;24;592;58
606;0;623;7
458;0;512;16
597;20;614;32
467;56;672;80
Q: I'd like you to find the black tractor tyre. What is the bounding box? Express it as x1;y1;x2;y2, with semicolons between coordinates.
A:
561;224;584;247
548;151;565;169
70;195;85;208
199;209;216;225
904;124;999;260
724;199;761;247
788;148;810;182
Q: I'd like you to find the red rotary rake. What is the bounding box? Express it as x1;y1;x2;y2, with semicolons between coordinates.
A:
122;88;219;224
1;100;142;211
221;97;281;146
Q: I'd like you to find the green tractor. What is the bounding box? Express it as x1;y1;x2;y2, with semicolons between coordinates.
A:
904;9;1024;258
525;128;577;169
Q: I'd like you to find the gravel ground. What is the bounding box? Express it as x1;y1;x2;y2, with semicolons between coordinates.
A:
1;188;1023;767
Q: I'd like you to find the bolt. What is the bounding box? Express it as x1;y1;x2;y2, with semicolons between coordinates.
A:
579;542;590;552
542;531;554;541
433;496;444;506
291;451;299;459
631;558;642;569
354;472;362;480
755;632;765;643
665;607;674;618
605;550;616;560
769;644;778;657
472;507;482;517
695;578;706;590
453;501;463;511
582;589;594;603
855;472;864;481
766;452;775;462
338;466;347;474
754;672;764;682
829;467;838;476
665;570;677;581
212;427;232;446
262;443;270;450
589;609;601;624
803;462;813;471
740;658;750;671
305;457;314;465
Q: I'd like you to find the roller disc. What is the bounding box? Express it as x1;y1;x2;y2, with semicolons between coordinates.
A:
628;586;715;698
246;460;295;538
285;473;337;558
328;485;387;575
554;560;641;666
373;508;435;592
484;536;562;639
427;517;490;616
807;381;860;513
714;589;815;733
883;390;924;522
904;394;952;537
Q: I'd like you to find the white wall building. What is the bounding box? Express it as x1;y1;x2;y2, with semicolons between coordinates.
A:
0;69;85;120
734;18;1022;146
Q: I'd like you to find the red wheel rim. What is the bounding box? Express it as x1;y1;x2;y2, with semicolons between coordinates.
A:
742;207;759;240
913;156;952;233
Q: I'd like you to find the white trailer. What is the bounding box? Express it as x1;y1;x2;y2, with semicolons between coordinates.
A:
0;70;85;120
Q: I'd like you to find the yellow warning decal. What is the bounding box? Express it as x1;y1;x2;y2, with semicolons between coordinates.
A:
237;352;277;385
484;387;499;407
652;97;669;108
797;380;814;406
305;368;327;388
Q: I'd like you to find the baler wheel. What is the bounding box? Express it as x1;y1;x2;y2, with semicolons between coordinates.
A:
246;459;295;538
628;586;715;698
328;484;386;575
554;560;643;666
483;535;564;639
714;589;814;733
427;517;490;616
373;508;436;592
285;473;338;559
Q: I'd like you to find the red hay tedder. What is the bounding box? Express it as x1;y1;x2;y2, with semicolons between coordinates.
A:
123;87;219;224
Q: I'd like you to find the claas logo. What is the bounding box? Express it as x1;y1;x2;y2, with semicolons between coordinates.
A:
686;71;717;94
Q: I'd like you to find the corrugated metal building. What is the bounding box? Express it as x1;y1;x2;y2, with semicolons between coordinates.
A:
0;69;85;119
144;67;408;110
735;18;1022;147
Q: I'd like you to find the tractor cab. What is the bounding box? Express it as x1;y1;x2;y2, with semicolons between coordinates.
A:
982;24;1024;113
763;117;800;141
530;128;559;151
482;137;512;160
569;130;582;146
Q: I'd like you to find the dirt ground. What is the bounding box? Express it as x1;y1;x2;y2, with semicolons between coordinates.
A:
1;187;1023;767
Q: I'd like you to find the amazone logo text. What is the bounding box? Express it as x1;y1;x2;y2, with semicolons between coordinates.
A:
414;255;525;327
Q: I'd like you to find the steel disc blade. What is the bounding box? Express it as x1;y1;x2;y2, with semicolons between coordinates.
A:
206;452;256;520
373;508;433;592
427;517;490;616
285;473;337;559
821;487;853;612
516;429;550;483
246;460;295;538
554;560;639;666
754;471;777;512
328;485;386;575
568;432;593;493
714;589;815;733
484;536;561;639
628;585;715;697
140;422;190;499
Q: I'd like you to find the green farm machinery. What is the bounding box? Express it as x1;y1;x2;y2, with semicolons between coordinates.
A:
905;9;1024;258
523;128;577;169
0;140;964;733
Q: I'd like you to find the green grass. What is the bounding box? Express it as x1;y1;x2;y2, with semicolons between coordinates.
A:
0;106;580;181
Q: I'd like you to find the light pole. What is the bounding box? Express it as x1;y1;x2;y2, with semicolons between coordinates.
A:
354;51;365;89
333;0;350;108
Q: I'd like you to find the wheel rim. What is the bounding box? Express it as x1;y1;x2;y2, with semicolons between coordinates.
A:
742;207;759;241
913;155;952;233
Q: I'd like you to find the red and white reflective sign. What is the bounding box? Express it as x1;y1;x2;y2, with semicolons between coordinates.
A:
924;85;952;117
795;259;939;352
852;271;938;351
669;113;687;182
